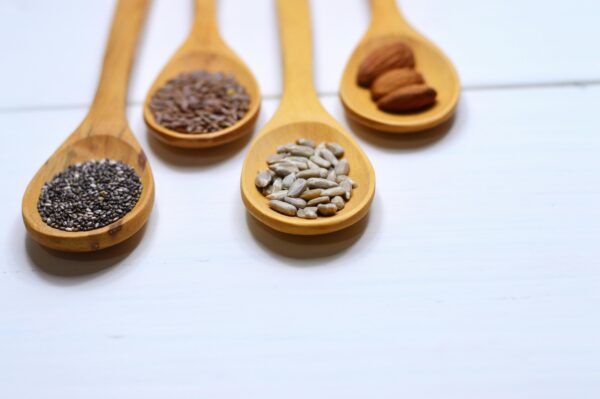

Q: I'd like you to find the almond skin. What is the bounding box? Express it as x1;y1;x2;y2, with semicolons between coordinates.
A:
370;68;424;100
377;84;437;112
357;41;415;87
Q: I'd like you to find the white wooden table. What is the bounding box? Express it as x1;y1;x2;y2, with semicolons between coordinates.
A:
1;1;599;397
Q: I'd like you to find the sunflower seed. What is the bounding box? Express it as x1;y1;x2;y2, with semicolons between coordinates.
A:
271;160;299;169
300;189;323;200
285;160;308;170
282;172;296;189
310;155;331;168
277;143;295;153
285;156;310;165
340;179;352;200
306;178;338;189
317;203;337;216
269;158;308;170
289;145;314;157
287;178;307;197
307;160;320;170
255;171;272;188
296;169;322;179
335;159;349;176
331;196;345;210
267;153;288;164
284;197;307;209
269;200;297;216
262;185;274;196
327;169;336;181
321;187;346;197
336;175;358;188
307;196;330;206
296;138;316;148
267;190;288;200
326;142;344;157
297;206;318;219
272;177;283;192
270;165;298;176
319;148;338;166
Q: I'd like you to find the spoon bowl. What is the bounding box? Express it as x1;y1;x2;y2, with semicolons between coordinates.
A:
340;0;460;133
144;0;260;149
241;0;375;236
241;121;374;235
22;133;154;252
21;0;154;252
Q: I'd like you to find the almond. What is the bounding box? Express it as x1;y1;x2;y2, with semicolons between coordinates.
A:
377;84;437;112
357;41;415;87
370;68;424;100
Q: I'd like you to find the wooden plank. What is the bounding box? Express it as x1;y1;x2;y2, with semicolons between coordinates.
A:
1;0;599;108
1;86;599;396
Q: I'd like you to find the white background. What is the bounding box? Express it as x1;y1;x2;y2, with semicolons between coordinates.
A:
1;0;599;398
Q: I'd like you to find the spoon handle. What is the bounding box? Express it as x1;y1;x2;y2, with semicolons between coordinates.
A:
87;0;150;126
189;0;223;47
274;0;322;119
368;0;410;35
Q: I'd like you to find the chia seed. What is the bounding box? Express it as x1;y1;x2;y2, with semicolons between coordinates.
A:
37;159;143;232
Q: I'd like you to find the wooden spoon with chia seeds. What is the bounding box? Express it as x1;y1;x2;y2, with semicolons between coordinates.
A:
143;0;261;148
21;0;155;252
240;0;375;235
339;0;460;133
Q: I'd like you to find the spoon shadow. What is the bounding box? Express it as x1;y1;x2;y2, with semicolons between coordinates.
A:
245;210;371;264
346;112;456;151
24;209;157;281
146;128;254;168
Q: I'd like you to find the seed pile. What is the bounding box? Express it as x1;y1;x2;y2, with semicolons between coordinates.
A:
357;41;437;112
149;70;250;134
255;139;357;219
38;159;142;232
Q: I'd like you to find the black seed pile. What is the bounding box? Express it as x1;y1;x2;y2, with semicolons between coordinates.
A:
149;70;251;134
37;159;143;232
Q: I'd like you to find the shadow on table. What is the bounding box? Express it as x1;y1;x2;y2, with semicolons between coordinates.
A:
24;210;156;282
245;210;371;264
345;112;457;151
146;129;253;168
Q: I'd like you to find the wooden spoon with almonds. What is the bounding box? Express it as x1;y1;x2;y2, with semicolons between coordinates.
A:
339;0;460;133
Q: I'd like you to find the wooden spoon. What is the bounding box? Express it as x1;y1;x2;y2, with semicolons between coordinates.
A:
22;0;155;253
143;0;261;148
339;0;460;133
240;0;375;236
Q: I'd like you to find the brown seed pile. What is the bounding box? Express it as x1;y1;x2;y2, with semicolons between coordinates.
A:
357;41;437;112
149;70;250;134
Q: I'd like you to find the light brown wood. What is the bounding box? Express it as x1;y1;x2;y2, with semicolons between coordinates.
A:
143;0;260;148
240;0;375;236
339;0;460;133
21;0;155;252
